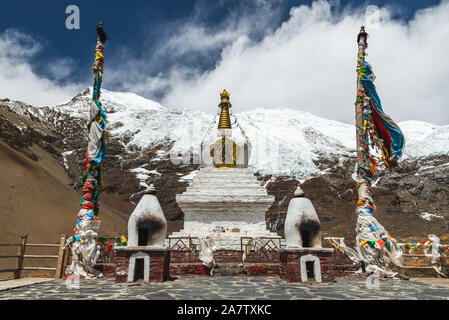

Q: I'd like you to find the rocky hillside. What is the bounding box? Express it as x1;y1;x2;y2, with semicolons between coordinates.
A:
0;98;128;249
1;89;448;243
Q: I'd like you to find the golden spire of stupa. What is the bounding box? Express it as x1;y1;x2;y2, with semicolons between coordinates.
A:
218;89;232;129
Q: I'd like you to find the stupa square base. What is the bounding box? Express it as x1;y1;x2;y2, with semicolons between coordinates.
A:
169;249;281;277
174;167;277;250
115;246;170;283
279;248;335;283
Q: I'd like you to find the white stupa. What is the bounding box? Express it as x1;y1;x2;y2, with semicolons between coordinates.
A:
169;90;279;249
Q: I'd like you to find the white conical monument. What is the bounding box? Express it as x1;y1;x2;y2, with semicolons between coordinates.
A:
127;184;167;247
284;186;322;248
115;184;170;283
170;90;278;250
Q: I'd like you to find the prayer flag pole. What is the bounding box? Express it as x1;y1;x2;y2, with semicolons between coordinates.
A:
353;26;405;277
66;22;108;279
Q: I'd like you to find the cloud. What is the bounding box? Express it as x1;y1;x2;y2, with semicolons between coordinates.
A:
46;57;78;82
113;0;449;125
2;0;448;126
156;0;283;58
0;29;83;106
105;0;286;100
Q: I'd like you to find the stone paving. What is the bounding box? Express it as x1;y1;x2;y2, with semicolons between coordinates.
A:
0;278;52;291
0;276;448;300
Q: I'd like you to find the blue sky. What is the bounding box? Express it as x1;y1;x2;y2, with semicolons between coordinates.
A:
0;0;448;124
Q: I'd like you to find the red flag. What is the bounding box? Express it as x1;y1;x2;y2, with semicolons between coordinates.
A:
377;239;386;248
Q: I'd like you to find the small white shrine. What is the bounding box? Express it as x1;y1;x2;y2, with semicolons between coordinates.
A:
169;90;279;250
115;185;171;283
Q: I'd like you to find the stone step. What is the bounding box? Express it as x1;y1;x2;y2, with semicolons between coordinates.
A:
212;263;244;276
195;173;257;179
186;182;265;188
184;191;268;196
401;256;431;264
195;170;258;176
188;182;264;188
199;168;254;174
402;254;449;260
184;185;266;189
197;168;255;173
395;266;441;278
212;263;282;277
190;182;263;187
186;186;266;192
169;263;211;277
167;232;283;240
169;232;282;238
182;190;269;196
193;177;261;184
177;195;274;202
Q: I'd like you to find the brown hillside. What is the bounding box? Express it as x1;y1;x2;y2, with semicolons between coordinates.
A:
0;140;127;245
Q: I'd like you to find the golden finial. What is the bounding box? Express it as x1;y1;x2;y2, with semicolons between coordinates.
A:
220;89;230;106
218;89;232;129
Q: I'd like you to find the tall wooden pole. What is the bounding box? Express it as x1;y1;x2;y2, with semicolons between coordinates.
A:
327;27;405;276
353;26;405;276
67;22;108;278
355;26;375;217
355;26;366;177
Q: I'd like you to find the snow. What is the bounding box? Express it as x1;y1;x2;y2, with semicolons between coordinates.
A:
61;150;75;171
235;108;355;177
146;169;161;176
129;167;161;188
13;122;26;133
179;170;198;182
50;88;449;180
419;212;444;221
400;121;449;159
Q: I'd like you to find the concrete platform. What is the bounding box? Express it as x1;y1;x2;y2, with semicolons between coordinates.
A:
411;278;449;288
1;276;449;300
0;278;53;291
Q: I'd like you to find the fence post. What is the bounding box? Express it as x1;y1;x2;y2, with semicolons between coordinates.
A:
62;240;71;278
15;234;27;279
55;234;67;279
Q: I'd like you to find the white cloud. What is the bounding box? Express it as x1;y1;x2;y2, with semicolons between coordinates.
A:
122;0;449;125
2;0;448;126
46;57;78;81
0;29;82;106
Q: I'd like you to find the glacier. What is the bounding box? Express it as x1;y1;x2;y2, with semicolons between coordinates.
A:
48;88;449;180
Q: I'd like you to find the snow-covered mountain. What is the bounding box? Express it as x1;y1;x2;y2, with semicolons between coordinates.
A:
1;88;448;239
52;88;449;179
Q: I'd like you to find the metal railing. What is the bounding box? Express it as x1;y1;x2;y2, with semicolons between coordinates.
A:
240;237;283;263
168;237;200;263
